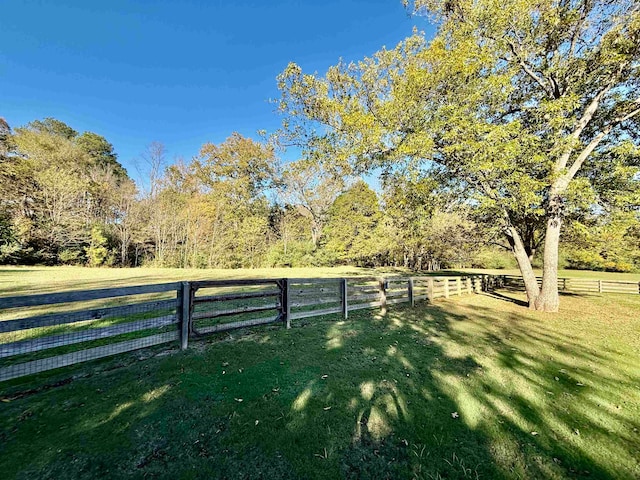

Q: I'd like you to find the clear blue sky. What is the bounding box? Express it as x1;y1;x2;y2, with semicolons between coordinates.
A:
0;0;432;182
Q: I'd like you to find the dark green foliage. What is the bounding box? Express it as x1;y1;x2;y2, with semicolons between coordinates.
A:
27;117;77;139
76;131;127;179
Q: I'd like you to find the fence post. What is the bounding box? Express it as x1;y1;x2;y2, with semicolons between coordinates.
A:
408;278;415;307
427;278;434;302
598;280;603;293
341;278;348;319
179;282;191;350
283;278;291;329
466;277;472;294
379;278;387;315
456;277;462;296
444;278;450;298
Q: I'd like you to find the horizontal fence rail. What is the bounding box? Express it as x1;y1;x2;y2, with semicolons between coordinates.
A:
0;283;182;382
500;275;640;295
8;272;602;383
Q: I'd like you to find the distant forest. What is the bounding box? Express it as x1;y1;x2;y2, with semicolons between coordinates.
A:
0;117;638;271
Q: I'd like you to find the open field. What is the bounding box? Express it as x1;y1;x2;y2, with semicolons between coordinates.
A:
2;266;637;300
0;266;391;298
1;288;639;479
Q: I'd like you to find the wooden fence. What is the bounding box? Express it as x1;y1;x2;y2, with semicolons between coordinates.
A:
0;275;482;383
500;275;640;294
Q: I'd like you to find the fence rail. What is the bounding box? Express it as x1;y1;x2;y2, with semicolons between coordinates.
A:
0;275;485;382
2;272;635;383
0;282;181;382
500;275;640;294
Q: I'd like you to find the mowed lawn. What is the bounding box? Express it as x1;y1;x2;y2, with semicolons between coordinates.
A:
0;268;639;479
0;266;388;297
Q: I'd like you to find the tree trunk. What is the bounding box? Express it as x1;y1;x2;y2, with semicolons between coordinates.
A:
506;226;540;308
534;206;562;312
310;219;322;249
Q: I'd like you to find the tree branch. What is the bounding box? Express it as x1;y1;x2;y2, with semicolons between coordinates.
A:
505;38;554;97
568;0;589;60
565;98;640;181
556;72;623;171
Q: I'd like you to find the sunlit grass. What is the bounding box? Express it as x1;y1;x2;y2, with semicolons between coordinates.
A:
0;289;638;479
0;265;411;298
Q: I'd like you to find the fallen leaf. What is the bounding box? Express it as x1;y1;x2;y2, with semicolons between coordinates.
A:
323;406;331;411
321;375;328;379
234;398;243;402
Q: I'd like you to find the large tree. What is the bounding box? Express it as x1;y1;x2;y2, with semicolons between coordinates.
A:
0;118;131;264
324;180;385;265
277;0;640;311
280;158;348;248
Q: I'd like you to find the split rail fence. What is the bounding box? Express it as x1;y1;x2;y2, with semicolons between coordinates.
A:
0;275;484;383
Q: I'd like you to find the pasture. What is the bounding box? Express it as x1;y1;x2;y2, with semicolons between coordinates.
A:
0;268;639;479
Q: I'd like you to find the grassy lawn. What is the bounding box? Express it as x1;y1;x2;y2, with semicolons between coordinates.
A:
1;287;638;479
0;266;395;298
2;266;636;300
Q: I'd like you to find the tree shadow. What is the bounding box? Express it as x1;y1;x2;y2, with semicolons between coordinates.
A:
282;297;640;479
484;290;529;307
1;294;638;479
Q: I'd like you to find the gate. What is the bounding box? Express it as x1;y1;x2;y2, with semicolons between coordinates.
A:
186;279;286;343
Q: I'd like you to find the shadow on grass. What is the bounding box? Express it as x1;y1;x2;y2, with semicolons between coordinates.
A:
1;293;639;479
485;290;530;307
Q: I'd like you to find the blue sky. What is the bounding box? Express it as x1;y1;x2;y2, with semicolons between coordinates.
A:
0;0;433;183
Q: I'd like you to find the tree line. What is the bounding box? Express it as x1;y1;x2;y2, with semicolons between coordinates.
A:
0;115;637;275
0;118;478;269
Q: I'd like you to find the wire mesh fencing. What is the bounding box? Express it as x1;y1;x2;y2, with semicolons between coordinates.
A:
0;275;489;383
0;283;181;382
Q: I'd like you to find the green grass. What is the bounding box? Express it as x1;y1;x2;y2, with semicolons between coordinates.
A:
1;288;639;479
2;266;636;300
0;266;412;298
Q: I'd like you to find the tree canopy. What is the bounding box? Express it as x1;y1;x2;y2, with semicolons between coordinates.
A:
276;0;640;310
